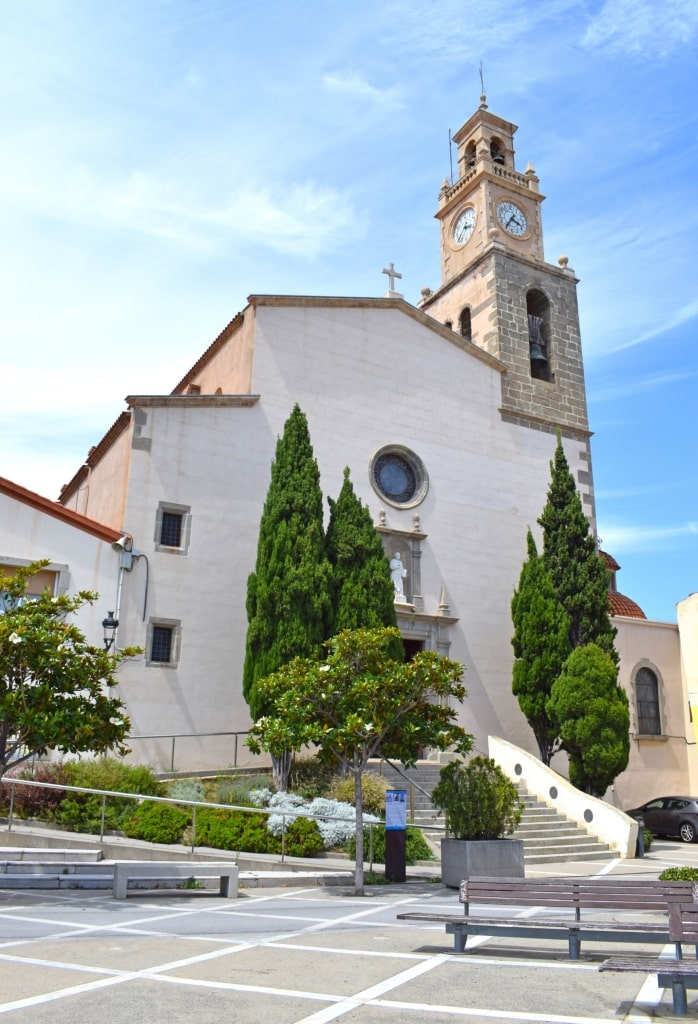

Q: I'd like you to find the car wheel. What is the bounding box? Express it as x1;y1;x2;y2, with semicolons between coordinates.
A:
679;822;696;843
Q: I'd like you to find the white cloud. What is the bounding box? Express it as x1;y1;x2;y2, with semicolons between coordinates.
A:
589;369;697;403
597;520;698;553
1;161;360;260
323;73;404;109
611;299;698;352
582;0;698;58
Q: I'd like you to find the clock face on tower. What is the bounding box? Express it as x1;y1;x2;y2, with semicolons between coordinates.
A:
452;207;476;246
496;200;527;236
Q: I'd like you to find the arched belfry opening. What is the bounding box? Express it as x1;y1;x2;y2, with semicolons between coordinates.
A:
526;289;551;381
459;307;472;343
490;137;505;165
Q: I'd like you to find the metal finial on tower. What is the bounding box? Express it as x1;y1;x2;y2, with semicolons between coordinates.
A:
479;62;487;108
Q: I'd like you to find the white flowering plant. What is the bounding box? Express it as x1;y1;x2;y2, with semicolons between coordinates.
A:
247;627;472;893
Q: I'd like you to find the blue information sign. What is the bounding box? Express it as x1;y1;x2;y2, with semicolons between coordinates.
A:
385;789;407;831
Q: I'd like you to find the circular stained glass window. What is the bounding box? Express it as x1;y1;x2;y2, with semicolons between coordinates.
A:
370;446;428;509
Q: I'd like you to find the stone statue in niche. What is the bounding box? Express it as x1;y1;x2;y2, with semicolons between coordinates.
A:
390;552;407;602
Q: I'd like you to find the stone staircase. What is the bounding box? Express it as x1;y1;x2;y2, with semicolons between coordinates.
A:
370;762;618;864
513;787;618;864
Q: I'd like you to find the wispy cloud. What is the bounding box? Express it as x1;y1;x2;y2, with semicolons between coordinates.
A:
1;165;360;259
589;369;696;403
611;299;698;352
323;73;403;109
598;520;698;553
582;0;698;58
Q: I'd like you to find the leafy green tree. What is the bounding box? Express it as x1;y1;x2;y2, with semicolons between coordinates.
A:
547;643;630;797
326;468;401;656
538;436;617;661
511;531;572;765
247;626;472;893
0;562;133;777
243;405;332;787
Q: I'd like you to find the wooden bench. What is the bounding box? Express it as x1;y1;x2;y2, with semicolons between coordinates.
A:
600;901;698;1016
112;861;239;899
397;876;698;959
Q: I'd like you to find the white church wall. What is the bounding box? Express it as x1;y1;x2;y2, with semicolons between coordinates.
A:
0;484;120;650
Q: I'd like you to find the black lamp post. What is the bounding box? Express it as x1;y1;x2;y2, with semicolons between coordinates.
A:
102;611;119;652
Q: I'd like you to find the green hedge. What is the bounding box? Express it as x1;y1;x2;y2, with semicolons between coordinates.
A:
347;824;434;865
193;807;323;857
124;800;190;845
659;866;698;881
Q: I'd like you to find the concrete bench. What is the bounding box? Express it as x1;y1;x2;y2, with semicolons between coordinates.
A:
112;861;239;899
600;900;698;1015
397;876;698;959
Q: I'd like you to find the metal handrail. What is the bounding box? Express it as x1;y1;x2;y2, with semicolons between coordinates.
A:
0;776;443;869
127;731;251;772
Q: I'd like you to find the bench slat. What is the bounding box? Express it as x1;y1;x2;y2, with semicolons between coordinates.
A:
399;876;698;959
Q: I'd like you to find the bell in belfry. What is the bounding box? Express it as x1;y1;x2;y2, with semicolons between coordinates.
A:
527;314;548;365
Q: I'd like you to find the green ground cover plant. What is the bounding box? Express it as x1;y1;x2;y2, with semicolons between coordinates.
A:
124;800;190;844
659;866;698;881
347;823;434;865
55;759;160;833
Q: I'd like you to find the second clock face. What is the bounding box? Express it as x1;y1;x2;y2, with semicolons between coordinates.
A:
496;201;527;236
453;207;476;246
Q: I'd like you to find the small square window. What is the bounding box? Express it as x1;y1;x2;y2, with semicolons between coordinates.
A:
146;619;181;668
151;626;173;663
154;503;192;554
160;511;183;548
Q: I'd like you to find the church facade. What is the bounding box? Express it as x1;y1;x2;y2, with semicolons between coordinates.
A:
48;100;696;805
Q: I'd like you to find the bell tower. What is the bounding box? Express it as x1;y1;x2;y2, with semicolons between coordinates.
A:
420;97;590;441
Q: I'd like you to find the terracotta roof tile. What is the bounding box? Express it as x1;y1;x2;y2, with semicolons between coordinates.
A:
610;591;647;619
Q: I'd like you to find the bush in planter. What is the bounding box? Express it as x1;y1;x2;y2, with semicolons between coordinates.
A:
431;756;523;839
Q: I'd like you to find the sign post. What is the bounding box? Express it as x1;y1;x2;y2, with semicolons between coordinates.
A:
385;789;407;883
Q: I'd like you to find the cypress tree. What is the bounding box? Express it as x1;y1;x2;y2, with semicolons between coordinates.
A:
548;643;630;797
538;436;617;662
243;405;331;724
511;530;571;765
325;468;401;657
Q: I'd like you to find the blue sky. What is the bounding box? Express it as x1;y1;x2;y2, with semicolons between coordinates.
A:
2;0;696;623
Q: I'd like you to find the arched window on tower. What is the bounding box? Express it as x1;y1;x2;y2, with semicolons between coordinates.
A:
526;289;552;382
459;307;472;343
490;137;505;165
465;141;476;168
635;666;661;735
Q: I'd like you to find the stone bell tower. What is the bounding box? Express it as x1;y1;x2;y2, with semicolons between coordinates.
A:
419;97;590;442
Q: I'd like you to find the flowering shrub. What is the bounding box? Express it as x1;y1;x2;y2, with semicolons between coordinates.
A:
266;792;308;834
248;787;274;807
261;792;379;847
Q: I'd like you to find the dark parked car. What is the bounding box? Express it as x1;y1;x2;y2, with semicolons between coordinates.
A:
626;796;698;843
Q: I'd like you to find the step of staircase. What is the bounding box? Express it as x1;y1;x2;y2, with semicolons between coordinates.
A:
369;763;619;864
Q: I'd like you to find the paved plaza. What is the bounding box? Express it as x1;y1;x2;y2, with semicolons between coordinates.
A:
2;843;698;1023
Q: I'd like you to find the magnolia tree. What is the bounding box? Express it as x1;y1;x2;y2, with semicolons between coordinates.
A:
247;626;472;894
0;562;134;777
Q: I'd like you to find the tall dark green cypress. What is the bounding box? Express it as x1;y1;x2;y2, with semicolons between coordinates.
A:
325;468;402;657
243;405;331;722
538;436;618;662
511;530;571;764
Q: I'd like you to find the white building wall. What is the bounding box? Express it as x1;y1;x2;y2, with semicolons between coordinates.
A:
113;300;591;769
0;487;121;655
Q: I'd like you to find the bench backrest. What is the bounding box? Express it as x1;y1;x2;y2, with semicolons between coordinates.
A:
460;877;698;916
669;901;698;945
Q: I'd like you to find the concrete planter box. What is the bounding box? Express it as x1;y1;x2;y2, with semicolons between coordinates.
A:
440;838;525;888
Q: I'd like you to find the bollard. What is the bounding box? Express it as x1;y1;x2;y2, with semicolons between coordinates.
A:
636;815;645;858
